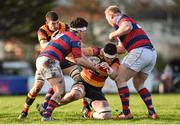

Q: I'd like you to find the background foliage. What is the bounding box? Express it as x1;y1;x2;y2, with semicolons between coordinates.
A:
0;0;56;42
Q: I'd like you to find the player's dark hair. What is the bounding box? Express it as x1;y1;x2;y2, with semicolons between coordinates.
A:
70;17;88;28
46;11;59;21
104;43;117;55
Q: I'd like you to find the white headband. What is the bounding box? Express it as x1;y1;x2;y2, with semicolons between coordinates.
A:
104;53;116;58
70;27;87;32
102;49;116;59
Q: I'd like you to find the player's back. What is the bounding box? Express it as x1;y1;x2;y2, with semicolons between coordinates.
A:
114;15;153;52
39;31;81;62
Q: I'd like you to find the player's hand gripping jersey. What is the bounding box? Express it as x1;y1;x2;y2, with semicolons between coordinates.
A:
80;47;120;88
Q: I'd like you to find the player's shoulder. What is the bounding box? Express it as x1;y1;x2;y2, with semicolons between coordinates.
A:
39;24;47;30
38;24;48;33
61;31;80;41
121;14;136;23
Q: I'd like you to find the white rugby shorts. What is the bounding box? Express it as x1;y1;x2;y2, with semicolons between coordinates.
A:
35;56;63;81
122;47;157;75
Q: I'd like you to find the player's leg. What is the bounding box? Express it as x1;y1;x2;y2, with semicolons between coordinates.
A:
133;72;158;119
61;59;81;82
61;60;85;106
114;65;135;119
59;82;85;106
114;48;152;119
37;61;83;117
18;71;44;119
84;100;112;119
61;60;89;110
133;49;158;119
42;77;65;121
42;88;54;110
33;56;65;121
37;82;85;116
36;88;54;116
81;97;91;113
82;84;112;119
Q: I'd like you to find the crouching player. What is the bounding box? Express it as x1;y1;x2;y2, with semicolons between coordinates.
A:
37;43;120;119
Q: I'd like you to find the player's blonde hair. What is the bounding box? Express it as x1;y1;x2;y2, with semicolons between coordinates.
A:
105;5;121;15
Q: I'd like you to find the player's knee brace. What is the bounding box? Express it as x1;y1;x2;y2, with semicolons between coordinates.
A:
93;106;112;119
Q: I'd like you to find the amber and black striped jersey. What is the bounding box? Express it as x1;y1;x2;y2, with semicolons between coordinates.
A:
37;22;69;42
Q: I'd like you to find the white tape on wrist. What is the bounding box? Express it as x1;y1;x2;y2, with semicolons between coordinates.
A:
107;67;113;75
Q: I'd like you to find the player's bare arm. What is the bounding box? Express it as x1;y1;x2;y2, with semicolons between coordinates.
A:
39;40;49;50
109;21;133;41
117;41;126;54
74;55;99;71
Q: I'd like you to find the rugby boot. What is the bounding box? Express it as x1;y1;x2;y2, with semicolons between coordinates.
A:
36;103;45;116
148;113;159;119
116;112;133;119
18;111;28;119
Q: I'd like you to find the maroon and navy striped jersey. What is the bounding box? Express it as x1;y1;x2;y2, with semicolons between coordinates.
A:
113;15;153;52
39;31;82;62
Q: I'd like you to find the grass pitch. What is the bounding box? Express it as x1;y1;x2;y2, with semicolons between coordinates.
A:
0;94;180;124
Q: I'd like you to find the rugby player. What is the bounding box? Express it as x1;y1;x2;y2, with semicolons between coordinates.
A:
20;17;100;121
37;43;120;119
18;11;81;119
104;5;159;119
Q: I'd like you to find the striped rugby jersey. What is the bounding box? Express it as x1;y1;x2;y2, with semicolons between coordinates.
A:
39;31;81;62
37;22;68;42
113;15;154;52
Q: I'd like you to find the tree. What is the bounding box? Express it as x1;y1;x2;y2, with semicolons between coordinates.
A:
0;0;56;42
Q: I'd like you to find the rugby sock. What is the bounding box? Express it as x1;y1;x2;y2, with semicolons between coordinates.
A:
43;88;54;109
22;92;36;113
118;86;130;115
83;98;89;106
82;98;91;111
44;99;59;118
138;88;156;115
85;110;94;118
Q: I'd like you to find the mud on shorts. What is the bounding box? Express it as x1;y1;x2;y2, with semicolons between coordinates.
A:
35;56;63;81
122;47;157;75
